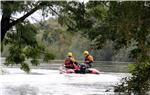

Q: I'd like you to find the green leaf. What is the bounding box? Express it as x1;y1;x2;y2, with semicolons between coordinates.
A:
20;63;30;73
128;63;136;73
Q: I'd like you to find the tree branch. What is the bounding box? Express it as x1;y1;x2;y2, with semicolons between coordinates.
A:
1;2;45;41
49;6;76;29
9;3;43;28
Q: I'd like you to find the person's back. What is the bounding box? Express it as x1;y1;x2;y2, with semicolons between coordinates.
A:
83;51;94;68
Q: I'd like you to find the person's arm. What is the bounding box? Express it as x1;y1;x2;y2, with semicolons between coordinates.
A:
88;56;94;62
70;57;76;62
84;55;94;64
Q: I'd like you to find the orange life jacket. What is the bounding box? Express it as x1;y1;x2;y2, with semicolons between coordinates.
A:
85;55;94;64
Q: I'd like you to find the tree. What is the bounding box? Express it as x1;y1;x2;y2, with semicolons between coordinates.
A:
1;1;150;93
1;1;67;41
1;1;89;72
1;1;65;72
36;19;91;60
59;1;150;94
107;2;150;94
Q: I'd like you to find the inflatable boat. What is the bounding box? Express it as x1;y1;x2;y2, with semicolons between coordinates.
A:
59;66;100;74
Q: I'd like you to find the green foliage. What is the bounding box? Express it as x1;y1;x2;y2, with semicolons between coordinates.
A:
1;1;25;14
4;46;25;65
43;53;55;62
3;22;55;73
91;40;113;61
1;1;71;72
31;59;39;66
68;33;91;60
36;19;92;60
21;62;30;73
115;62;150;94
1;1;150;92
59;1;150;94
128;64;136;73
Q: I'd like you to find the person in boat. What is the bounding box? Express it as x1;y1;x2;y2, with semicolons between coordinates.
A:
64;52;80;70
83;51;94;68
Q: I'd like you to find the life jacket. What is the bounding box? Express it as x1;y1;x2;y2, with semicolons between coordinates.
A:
85;55;94;64
64;57;74;67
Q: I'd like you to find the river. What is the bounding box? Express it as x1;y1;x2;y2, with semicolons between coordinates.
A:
0;67;130;95
0;58;130;95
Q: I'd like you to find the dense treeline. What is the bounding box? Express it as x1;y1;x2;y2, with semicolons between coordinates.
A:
2;18;132;61
36;19;134;61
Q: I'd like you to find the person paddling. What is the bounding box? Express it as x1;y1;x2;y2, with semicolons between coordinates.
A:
83;51;94;68
64;52;80;70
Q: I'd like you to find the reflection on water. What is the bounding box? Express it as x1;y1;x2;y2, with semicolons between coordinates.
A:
0;68;129;95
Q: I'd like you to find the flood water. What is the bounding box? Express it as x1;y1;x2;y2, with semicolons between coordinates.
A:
0;67;129;95
0;58;130;95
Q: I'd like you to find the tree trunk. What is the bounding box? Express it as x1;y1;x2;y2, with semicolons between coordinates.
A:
1;8;11;41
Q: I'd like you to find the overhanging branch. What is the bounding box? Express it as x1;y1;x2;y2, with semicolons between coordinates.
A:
49;6;76;29
10;3;43;28
1;2;46;41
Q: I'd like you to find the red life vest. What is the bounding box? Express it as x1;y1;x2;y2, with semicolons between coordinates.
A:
64;57;74;67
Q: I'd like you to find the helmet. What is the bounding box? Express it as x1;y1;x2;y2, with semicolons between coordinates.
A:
83;51;89;56
67;52;73;57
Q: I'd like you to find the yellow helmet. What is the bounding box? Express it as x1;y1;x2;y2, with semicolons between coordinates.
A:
83;51;89;56
67;52;73;57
